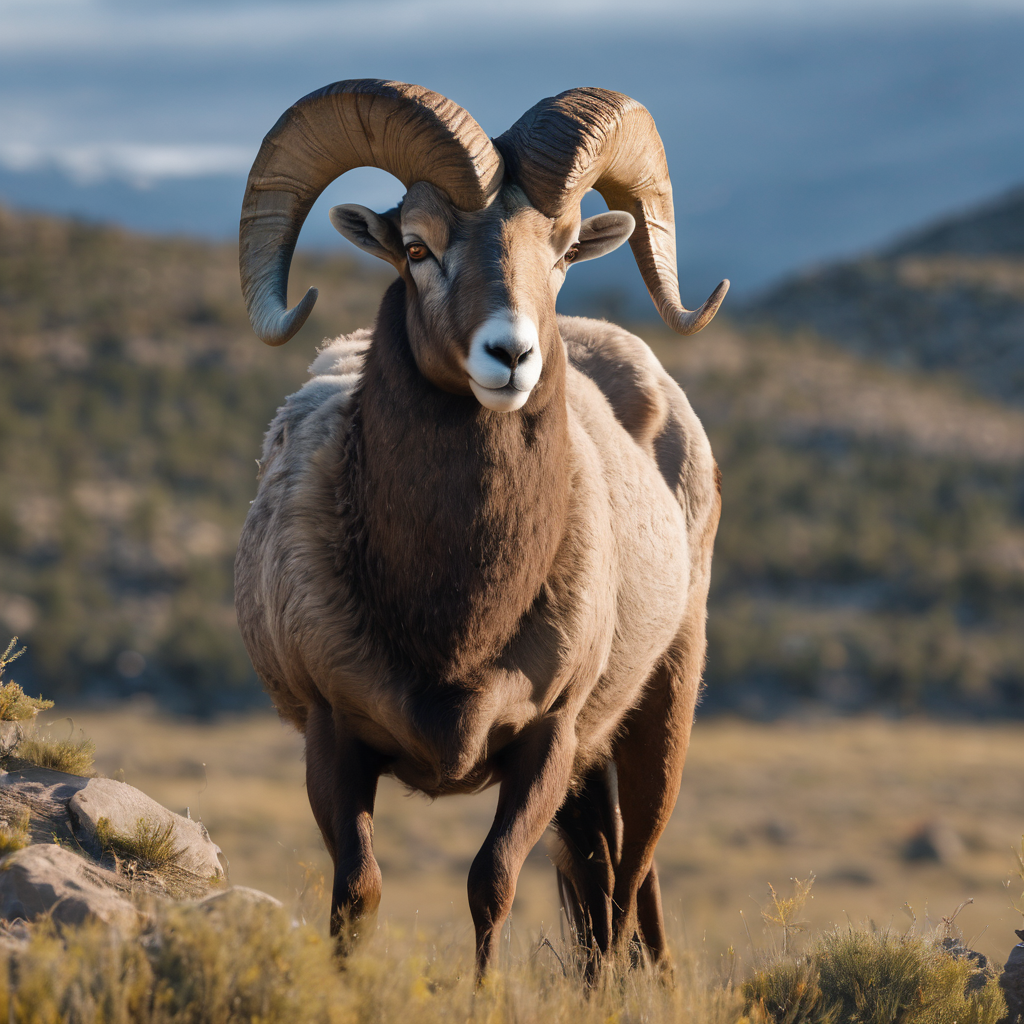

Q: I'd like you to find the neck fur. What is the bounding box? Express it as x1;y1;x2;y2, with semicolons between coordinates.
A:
342;281;570;684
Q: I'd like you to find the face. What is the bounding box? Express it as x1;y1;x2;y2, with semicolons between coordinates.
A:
330;182;634;412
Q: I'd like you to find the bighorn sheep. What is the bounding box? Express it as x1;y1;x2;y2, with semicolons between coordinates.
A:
236;79;727;976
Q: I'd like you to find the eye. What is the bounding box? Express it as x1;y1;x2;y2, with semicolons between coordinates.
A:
406;242;430;262
563;245;580;264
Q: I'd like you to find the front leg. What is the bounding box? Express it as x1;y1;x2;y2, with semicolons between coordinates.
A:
305;702;386;951
467;718;576;978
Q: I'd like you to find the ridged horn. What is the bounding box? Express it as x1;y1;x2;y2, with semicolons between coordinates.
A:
240;79;504;346
495;87;728;335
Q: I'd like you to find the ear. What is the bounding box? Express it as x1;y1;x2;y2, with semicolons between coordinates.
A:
329;204;405;267
573;211;636;263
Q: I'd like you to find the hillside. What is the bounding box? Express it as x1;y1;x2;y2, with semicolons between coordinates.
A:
1;205;1022;715
651;325;1024;716
0;206;389;710
743;187;1024;405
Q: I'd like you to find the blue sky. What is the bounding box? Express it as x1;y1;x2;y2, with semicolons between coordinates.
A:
2;0;1023;308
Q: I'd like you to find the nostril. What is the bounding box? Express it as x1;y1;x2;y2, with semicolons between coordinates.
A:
484;340;535;373
484;343;514;369
484;342;536;372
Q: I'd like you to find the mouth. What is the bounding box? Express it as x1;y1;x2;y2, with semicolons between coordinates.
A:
468;378;532;412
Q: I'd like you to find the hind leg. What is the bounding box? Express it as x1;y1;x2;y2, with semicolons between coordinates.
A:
610;630;702;963
552;766;619;978
636;861;667;961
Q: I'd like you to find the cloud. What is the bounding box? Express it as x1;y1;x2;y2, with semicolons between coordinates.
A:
3;0;1023;55
0;141;251;186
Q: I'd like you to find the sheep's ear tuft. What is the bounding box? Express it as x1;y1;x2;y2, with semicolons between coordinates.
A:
329;205;405;267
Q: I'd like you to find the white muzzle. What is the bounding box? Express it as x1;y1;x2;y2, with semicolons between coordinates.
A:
464;311;542;412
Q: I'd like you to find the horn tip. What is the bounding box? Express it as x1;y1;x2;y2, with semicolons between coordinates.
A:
662;277;729;336
257;286;318;347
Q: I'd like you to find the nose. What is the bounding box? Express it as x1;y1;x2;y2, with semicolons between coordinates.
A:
484;335;534;371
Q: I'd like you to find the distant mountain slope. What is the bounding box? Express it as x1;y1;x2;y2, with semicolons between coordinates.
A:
743;187;1024;405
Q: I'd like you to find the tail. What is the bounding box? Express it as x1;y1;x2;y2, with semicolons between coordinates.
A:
551;761;623;976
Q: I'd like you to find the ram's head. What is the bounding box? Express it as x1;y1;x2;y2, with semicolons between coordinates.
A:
240;80;728;412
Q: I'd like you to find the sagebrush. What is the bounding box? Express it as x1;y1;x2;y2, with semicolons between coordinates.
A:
0;637;52;722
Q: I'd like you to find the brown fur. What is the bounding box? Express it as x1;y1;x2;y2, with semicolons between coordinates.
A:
235;182;720;977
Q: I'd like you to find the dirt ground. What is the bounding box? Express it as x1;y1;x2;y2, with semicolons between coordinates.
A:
60;706;1024;966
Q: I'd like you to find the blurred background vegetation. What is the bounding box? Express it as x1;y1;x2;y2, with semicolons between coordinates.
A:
0;206;386;710
0;190;1022;716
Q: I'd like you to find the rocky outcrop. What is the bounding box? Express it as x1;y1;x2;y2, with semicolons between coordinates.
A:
0;734;263;940
69;777;224;880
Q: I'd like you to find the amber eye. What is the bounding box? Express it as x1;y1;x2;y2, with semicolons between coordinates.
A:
564;246;580;263
406;243;429;262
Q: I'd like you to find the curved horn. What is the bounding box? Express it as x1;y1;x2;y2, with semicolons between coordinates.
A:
240;79;504;346
495;88;728;335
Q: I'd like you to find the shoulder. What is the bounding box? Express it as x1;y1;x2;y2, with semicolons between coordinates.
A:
559;315;674;451
560;315;717;523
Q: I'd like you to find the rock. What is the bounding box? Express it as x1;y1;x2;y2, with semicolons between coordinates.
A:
69;778;224;881
902;820;965;864
0;763;91;845
198;886;282;911
1001;932;1024;1024
0;845;138;931
939;937;992;993
0;722;24;757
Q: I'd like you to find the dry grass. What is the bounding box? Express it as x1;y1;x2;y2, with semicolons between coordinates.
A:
95;817;184;872
65;708;1024;970
0;706;1016;1019
16;732;96;776
0;899;1008;1024
0;806;30;857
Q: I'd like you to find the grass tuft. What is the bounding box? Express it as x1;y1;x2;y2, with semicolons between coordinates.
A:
744;956;837;1024
814;929;934;1024
746;927;1007;1024
96;816;183;871
0;807;30;857
17;733;96;776
0;638;52;722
